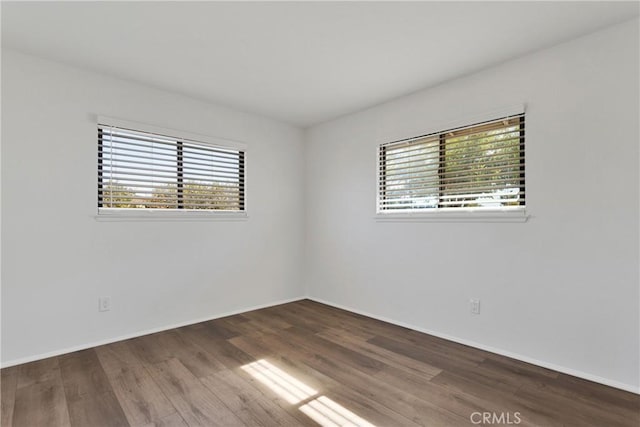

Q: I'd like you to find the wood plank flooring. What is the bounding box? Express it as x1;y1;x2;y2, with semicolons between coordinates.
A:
1;300;638;426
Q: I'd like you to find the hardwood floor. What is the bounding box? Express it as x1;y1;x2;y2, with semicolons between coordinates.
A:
1;300;638;426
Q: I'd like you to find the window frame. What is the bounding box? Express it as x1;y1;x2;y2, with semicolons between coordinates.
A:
375;108;528;223
95;116;248;221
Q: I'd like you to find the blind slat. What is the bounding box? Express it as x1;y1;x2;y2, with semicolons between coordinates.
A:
381;182;522;196
381;160;524;181
108;153;239;171
99;126;239;157
382;187;524;198
100;196;244;204
382;177;523;193
102;147;241;169
102;171;240;184
100;186;243;195
383;125;523;154
103;163;240;180
100;138;240;162
100;203;245;209
100;182;241;190
383;134;522;163
382;168;523;187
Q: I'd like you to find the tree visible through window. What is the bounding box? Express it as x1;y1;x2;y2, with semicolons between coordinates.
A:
378;114;525;212
98;124;245;212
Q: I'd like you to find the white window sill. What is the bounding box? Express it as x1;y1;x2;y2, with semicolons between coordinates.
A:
375;208;528;223
95;209;248;222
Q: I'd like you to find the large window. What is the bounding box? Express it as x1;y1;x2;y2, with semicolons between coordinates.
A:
98;123;245;213
378;114;525;212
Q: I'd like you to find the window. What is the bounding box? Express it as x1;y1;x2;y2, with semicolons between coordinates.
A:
98;123;245;213
378;114;524;213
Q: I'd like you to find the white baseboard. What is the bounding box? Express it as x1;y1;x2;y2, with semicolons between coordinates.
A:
307;296;640;395
5;294;638;396
0;296;306;369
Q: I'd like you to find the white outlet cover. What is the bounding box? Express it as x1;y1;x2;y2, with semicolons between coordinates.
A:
470;298;480;314
99;296;111;312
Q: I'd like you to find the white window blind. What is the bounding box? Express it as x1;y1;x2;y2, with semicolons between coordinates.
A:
378;114;525;212
98;124;245;212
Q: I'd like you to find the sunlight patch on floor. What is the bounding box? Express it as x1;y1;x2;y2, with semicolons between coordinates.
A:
241;359;376;427
241;359;317;404
300;395;377;427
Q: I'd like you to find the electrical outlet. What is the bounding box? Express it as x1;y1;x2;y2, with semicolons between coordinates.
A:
470;298;480;315
99;296;111;312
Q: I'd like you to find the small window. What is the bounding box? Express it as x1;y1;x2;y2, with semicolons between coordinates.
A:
98;124;245;213
378;114;524;213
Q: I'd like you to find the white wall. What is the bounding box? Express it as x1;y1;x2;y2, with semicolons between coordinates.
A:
1;50;305;365
305;19;639;391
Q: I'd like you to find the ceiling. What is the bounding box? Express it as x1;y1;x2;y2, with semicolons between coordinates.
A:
2;2;638;127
